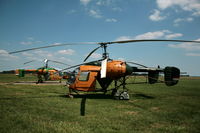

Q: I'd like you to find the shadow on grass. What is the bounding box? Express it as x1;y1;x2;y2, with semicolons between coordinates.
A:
0;95;64;100
0;94;112;100
62;93;155;100
130;93;155;99
60;93;113;99
0;93;155;101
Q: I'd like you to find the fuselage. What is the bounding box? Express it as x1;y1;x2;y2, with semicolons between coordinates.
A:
68;60;132;91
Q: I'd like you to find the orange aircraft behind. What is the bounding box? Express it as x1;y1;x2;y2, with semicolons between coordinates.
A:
15;67;62;83
15;59;70;83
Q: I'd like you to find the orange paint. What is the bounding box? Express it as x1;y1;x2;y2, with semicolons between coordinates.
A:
107;60;127;79
69;60;128;92
69;65;100;91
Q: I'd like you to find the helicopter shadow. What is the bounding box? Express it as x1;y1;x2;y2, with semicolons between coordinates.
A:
0;92;155;101
60;92;155;100
130;93;155;99
60;93;113;100
0;94;64;101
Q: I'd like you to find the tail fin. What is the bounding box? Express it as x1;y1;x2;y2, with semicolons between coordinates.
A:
164;67;180;86
15;69;25;77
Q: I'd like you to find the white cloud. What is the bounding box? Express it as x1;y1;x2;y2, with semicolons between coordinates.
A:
165;33;183;39
96;0;113;6
20;41;33;45
67;9;77;14
17;50;74;69
0;49;9;55
175;18;184;23
96;1;107;6
33;50;53;57
27;37;34;40
156;0;200;16
85;53;102;59
168;38;200;51
22;52;34;57
186;53;200;56
19;50;53;62
20;37;43;45
187;17;194;22
52;42;62;46
134;30;170;39
105;18;117;22
173;17;194;26
90;53;102;59
58;49;75;55
80;0;123;20
0;49;18;61
80;0;91;6
59;57;73;63
115;30;183;41
112;7;122;12
89;9;102;18
149;9;166;21
115;36;132;41
192;10;200;16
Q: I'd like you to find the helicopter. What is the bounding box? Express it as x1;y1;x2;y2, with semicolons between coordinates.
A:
9;39;200;99
15;59;69;83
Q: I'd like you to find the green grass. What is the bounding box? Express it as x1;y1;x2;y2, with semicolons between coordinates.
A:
0;74;37;82
0;74;200;133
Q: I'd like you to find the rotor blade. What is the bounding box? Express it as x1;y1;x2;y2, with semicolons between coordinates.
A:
48;60;71;66
9;39;200;54
99;39;200;45
126;61;148;68
84;46;102;62
24;60;35;65
61;59;103;71
9;42;97;54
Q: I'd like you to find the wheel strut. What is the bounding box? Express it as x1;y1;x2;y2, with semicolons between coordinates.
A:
112;76;130;100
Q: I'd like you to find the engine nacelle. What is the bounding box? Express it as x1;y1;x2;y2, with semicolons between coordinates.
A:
164;67;180;86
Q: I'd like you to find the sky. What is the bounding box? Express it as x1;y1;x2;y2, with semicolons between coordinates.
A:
0;0;200;76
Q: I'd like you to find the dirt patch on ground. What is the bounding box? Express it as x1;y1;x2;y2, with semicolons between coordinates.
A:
181;77;200;80
150;107;160;112
125;111;138;115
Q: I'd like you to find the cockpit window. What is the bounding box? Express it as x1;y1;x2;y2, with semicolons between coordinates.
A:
79;72;90;81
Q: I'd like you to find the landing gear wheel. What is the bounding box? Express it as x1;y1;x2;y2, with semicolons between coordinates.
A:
68;94;74;98
120;91;129;100
67;88;74;98
113;90;130;100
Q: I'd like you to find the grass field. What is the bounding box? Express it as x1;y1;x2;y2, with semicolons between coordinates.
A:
0;74;200;133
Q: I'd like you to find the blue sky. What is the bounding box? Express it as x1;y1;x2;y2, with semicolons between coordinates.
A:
0;0;200;75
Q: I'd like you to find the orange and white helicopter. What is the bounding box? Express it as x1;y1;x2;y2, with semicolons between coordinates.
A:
10;39;200;99
15;59;69;83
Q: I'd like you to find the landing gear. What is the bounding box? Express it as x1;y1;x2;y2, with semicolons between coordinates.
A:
112;76;130;100
36;75;43;84
67;87;74;98
112;90;129;100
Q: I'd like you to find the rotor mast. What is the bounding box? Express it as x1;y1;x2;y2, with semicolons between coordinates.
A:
44;59;49;68
100;43;109;59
